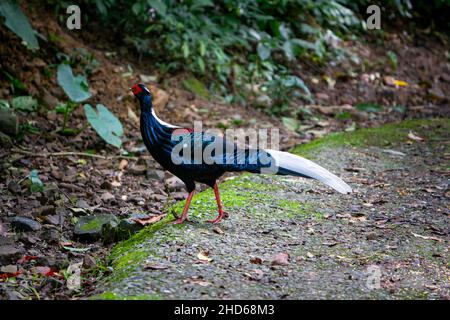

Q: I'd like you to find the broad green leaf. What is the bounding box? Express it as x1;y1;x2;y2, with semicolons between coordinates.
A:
282;41;294;60
0;99;10;110
147;0;167;16
190;0;213;11
84;104;123;148
57;64;91;103
199;41;206;56
182;41;190;58
182;77;209;98
257;43;271;60
29;169;44;192
0;0;39;49
355;102;383;113
197;57;205;73
12;96;37;111
282;117;299;132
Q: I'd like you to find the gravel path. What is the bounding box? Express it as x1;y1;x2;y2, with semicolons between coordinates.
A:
96;119;449;300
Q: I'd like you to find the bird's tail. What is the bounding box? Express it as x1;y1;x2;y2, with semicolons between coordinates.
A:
265;149;352;194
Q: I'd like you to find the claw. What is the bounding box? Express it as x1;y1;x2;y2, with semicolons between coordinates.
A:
172;218;186;225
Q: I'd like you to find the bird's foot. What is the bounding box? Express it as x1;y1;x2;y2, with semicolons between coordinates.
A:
207;211;228;224
172;217;186;225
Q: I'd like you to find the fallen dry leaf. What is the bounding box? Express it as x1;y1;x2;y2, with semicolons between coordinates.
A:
197;250;213;263
411;232;442;242
271;252;290;266
144;263;171;270
407;131;424;142
132;213;165;226
250;257;263;264
0;222;6;237
184;278;212;286
244;269;264;281
119;159;128;170
212;226;225;235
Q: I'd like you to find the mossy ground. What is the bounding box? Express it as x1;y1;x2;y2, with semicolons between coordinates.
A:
95;119;449;300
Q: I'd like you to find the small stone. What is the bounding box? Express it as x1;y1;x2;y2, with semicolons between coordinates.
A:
147;169;165;181
40;90;58;108
271;252;290;266
75;199;90;209
254;94;272;108
366;232;378;240
0;245;23;265
0;264;18;274
116;218;144;240
11;216;42;232
43;214;61;225
36;205;56;216
118;159;128;170
74;214;119;242
82;254;97;270
42;229;60;243
129;164;147;175
100;181;113;190
101;192;115;202
165;176;184;190
7;181;21;195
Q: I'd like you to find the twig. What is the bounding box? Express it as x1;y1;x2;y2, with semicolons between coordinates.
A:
10;148;138;160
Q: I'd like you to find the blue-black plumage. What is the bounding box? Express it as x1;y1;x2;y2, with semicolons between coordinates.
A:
132;83;351;224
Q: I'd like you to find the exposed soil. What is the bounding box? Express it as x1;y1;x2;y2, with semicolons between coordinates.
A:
0;3;449;300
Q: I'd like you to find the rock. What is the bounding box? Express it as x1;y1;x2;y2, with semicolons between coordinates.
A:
100;181;113;190
74;214;119;242
254;94;272;109
150;85;169;112
0;222;6;237
129;164;147;176
7;181;21;195
42;183;59;202
75;199;90;209
82;254;97;270
0;109;19;136
0;264;18;274
43;215;61;225
40;90;59;108
271;252;290;266
147;169;165;181
165;176;184;190
116;218;144;240
10;216;42;232
36;205;56;216
101;192;115;203
0;245;23;265
42;229;60;243
0;131;12;147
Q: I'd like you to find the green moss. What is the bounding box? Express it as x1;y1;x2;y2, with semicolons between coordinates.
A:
292;118;450;158
277;199;322;219
94;292;161;300
80;219;103;232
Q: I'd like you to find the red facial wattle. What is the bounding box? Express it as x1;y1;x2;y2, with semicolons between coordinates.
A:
131;84;142;95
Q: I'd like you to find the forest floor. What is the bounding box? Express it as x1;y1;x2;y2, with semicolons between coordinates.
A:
0;2;449;299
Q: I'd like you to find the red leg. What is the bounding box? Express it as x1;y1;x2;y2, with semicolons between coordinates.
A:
208;182;228;224
173;191;194;224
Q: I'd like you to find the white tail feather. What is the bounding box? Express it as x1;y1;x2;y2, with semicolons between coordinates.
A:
266;149;352;194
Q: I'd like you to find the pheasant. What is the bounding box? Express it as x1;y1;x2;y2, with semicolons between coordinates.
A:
131;83;351;224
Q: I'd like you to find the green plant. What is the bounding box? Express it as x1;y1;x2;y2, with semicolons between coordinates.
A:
0;0;39;49
28;169;44;193
84;104;124;149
